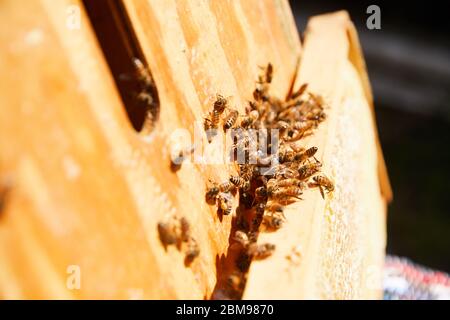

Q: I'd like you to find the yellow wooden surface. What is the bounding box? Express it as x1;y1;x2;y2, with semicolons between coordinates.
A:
0;0;302;299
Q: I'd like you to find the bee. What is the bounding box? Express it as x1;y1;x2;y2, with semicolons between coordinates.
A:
133;57;153;88
308;175;334;199
233;230;250;247
279;148;295;163
206;182;220;202
262;211;285;230
240;191;254;209
240;110;259;128
270;186;303;201
255;186;268;199
213;94;229;114
218;181;236;193
265;201;284;213
185;236;200;263
294;146;318;163
274;166;298;179
218;192;233;215
229;175;248;189
247;243;275;260
298;162;322;180
157;218;179;246
223;109;239;130
258;62;273;84
270;178;306;190
227;271;244;292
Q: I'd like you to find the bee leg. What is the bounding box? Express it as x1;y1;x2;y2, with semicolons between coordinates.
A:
318;185;325;199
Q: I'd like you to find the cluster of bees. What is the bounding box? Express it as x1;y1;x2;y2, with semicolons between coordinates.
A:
157;62;333;297
204;63;334;297
157;215;200;265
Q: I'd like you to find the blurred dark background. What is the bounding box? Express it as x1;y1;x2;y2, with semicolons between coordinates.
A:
290;0;450;272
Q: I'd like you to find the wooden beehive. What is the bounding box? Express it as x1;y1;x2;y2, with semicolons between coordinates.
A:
0;0;391;299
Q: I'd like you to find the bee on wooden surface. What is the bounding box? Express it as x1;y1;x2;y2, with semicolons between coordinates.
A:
229;175;247;189
213;94;229;114
258;62;273;84
132;58;153;88
240;110;259;128
274;166;298;179
185;236;200;263
233;230;250;247
308;175;334;199
218;192;233;215
223;109;239;130
261;211;285;231
265;201;284;213
218;181;236;193
227;271;244;293
270;186;303;201
251;202;265;230
254;186;268;199
247;243;275;260
205;181;220;202
293;146;319;163
157;218;180;247
298;162;322;180
268;178;306;190
239;191;254;210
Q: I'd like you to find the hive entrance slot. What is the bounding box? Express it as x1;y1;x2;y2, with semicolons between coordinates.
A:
83;0;159;133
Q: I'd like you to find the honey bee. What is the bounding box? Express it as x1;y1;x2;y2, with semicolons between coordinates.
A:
223;109;239;130
227;271;244;292
258;62;273;84
274;166;298;179
308;175;334;199
132;57;153;88
261;211;285;230
247;243;275;260
240;110;259;128
206;181;220;202
233;230;250;247
229;175;248;189
294;146;318;163
218;192;233;215
185;236;200;263
270;186;303;201
298;162;322;180
265;201;284;213
213;94;229;114
157;218;180;247
269;179;307;191
218;181;236;193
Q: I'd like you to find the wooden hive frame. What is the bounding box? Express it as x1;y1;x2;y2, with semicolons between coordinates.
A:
0;0;391;299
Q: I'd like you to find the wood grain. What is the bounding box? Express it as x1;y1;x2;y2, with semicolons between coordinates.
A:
0;0;301;299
